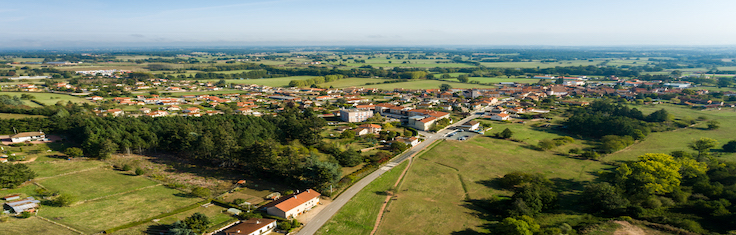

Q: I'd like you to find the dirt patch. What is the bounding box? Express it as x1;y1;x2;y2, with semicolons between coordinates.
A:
613;221;646;235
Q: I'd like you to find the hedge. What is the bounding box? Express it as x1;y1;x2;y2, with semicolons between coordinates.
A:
104;200;210;234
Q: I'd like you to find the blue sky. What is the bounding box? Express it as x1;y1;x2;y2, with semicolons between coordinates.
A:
2;0;736;48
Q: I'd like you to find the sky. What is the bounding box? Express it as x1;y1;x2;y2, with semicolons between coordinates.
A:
2;0;736;48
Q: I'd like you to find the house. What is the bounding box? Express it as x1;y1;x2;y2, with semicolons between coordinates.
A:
339;109;374;122
223;219;277;235
264;189;321;219
459;120;480;131
407;116;437;131
107;109;125;117
3;194;21;201
184;107;200;113
358;124;382;134
489;113;510;121
354;128;370;136
139;108;151;114
395;136;419;146
10;132;45;143
5;197;40;214
90;96;104;101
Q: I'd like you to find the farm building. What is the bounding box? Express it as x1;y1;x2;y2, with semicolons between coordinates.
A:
459;120;480;131
4;197;40;214
10;132;45;143
3;194;21;201
263;189;320;219
223;218;277;235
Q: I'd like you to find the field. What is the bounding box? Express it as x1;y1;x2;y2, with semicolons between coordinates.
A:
37;168;159;201
0;113;47;119
606;104;736;162
0;217;80;235
315;161;408;235
0;92;91;105
440;76;540;84
112;203;234;235
361;80;494;90
28;160;107;178
199;76;315;87
38;185;201;234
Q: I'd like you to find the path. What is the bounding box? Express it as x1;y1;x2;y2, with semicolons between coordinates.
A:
296;107;491;235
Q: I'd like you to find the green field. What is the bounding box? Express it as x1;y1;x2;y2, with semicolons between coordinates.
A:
37;168;159;201
316;161;408;235
607;104;736;162
319;78;390;88
113;204;235;235
0;217;80;235
28;160;107;178
441;76;540;84
199;76;316;87
0;113;47;119
361;80;494;90
38;185;201;234
0;92;91;105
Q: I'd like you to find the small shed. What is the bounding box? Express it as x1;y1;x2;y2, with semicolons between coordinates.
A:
227;208;243;215
3;194;21;201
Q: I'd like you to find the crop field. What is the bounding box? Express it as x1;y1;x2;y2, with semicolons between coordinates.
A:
0;217;79;235
0;113;47;119
315;161;408;235
38;185;201;234
37;168;159;201
607;104;736;162
0;92;91;105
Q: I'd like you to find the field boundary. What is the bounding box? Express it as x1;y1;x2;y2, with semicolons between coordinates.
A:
36;215;85;235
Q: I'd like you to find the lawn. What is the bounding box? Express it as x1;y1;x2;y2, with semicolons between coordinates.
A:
440;76;540;84
37;168;159;201
0;217;80;235
38;185;201;234
315;161;408;235
199;76;316;87
27;160;107;178
0;92;91;105
319;78;390;88
360;80;494;90
0;113;47;119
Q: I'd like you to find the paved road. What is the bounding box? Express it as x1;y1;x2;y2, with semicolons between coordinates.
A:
296;108;488;235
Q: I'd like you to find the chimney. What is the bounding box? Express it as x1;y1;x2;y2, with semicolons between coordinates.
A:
256;220;260;224
237;230;240;233
307;189;310;193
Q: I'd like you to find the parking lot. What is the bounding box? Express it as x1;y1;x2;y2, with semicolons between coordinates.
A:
444;130;480;141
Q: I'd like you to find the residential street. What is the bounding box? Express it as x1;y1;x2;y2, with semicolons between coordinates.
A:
295;109;487;235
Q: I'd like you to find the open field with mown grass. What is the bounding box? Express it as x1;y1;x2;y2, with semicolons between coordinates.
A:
38;185;201;234
606;104;736;162
315;161;408;235
0;113;47;119
37;168;159;201
28;160;107;178
0;217;80;235
0;92;91;105
318;78;389;88
199;76;316;87
440;76;540;84
361;80;494;90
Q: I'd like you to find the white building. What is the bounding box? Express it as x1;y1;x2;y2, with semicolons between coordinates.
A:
339;109;374;122
223;218;277;235
10;132;45;143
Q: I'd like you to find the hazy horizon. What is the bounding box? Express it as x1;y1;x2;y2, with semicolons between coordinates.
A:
3;0;736;49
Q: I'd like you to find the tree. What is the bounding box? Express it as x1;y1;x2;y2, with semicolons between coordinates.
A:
0;163;36;188
497;217;534;235
190;187;211;198
646;109;670;122
722;140;736;153
340;130;355;139
614;153;682;195
134;168;145;175
498;128;513;139
706;120;720;130
599;135;634;153
167;221;196;235
457;75;469;83
689;137;719;158
717;77;732;88
440;83;452;92
54;193;76;207
537;139;556;150
336;149;362;167
579;182;629;214
183;212;211;233
64;147;83;158
390;142;409;153
278;221;292;231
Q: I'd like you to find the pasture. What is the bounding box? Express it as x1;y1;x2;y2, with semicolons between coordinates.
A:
0;217;80;235
28;160;107;178
199;76;316;87
37;168;159;201
0;92;91;105
361;80;494;90
0;113;47;119
315;161;408;235
112;203;234;235
38;185;201;234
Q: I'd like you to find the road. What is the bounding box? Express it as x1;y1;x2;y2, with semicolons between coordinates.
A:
296;108;488;235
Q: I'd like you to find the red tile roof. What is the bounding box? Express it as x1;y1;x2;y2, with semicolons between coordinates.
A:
265;189;321;213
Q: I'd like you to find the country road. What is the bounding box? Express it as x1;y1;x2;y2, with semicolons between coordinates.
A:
296;108;488;235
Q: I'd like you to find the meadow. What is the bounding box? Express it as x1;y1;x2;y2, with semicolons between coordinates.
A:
0;113;47;119
198;76;316;87
37;168;159;201
0;92;91;105
112;203;234;235
0;217;80;235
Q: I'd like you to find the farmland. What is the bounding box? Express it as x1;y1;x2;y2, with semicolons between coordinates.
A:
0;113;47;119
0;92;91;105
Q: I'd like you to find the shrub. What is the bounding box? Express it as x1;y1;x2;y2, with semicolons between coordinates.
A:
122;164;132;171
134;168;145;175
278;221;292;231
580;151;600;160
723;140;736;153
54;194;76;207
20;211;32;218
233;198;246;205
191;187;211;198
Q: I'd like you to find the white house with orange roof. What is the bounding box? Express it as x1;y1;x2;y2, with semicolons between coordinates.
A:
263;189;321;219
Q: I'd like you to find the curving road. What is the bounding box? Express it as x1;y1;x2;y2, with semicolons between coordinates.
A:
296;109;488;235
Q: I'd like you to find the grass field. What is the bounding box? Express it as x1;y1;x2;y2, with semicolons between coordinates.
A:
113;204;234;235
440;76;540;84
360;80;494;90
0;92;91;105
607;104;736;162
319;78;391;88
28;160;107;178
38;168;159;201
0;217;80;235
0;113;47;119
199;76;316;87
315;161;408;235
38;185;201;234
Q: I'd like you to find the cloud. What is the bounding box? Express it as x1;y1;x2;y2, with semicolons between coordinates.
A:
130;34;145;38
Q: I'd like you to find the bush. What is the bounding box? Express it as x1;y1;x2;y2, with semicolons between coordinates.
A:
54;194;76;207
191;187;211;198
134;168;145;175
20;211;32;218
278;221;292;231
723;140;736;153
122;164;132;171
677;219;705;234
580;151;600;160
233;198;246;205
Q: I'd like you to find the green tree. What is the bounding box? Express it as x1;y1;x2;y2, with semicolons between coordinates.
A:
614;153;682;195
497;217;534;235
537;139;557;150
579;182;629;214
340;130;356;139
440;83;452;92
722;140;736;153
0;163;36;188
134;168;145;175
278;221;292;231
706;120;720;130
717;77;732;88
336;149;362;167
190;187;211;198
689;137;719;158
183;212;210;233
168;221;196;235
54;194;76;207
457;75;469;83
20;211;32;218
390;142;409;153
64;147;83;158
498;128;513;139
